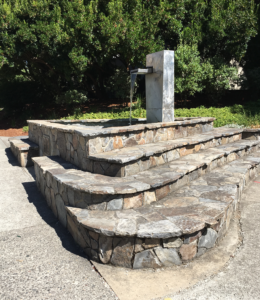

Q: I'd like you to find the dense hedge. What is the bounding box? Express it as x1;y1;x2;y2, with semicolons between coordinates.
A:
0;0;258;110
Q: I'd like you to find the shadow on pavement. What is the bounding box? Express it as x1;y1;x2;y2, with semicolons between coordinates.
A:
22;180;86;259
4;148;19;166
4;143;87;260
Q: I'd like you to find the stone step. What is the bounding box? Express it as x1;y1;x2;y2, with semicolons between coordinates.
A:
28;117;215;168
9;137;39;167
242;128;260;140
63;152;260;268
33;139;259;212
89;127;243;177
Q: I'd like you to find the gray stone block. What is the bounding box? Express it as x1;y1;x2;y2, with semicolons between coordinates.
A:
55;194;67;227
107;198;123;210
198;228;218;249
110;238;134;268
99;236;113;264
163;237;183;248
146;50;174;123
133;249;162;269
115;218;136;236
154;247;182;266
137;220;182;239
196;247;207;257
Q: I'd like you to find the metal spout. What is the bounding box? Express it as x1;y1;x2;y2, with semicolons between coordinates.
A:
130;66;153;75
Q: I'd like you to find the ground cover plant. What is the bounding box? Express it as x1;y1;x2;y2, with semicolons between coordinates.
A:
62;102;260;128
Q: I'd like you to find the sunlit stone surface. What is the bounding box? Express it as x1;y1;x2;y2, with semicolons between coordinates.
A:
146;50;175;123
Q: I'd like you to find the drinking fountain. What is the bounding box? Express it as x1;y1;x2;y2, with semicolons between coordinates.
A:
129;50;175;124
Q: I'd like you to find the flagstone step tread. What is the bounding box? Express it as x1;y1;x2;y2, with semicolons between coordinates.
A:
9;137;39;167
66;152;260;239
89;127;243;164
9;137;39;151
33;140;259;207
129;139;259;188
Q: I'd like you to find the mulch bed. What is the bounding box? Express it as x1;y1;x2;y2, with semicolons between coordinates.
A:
0;128;28;137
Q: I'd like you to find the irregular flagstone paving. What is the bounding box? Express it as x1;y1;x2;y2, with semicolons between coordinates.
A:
89;127;243;163
57;153;260;268
28;117;215;171
9;137;39;167
67;154;260;240
89;127;244;177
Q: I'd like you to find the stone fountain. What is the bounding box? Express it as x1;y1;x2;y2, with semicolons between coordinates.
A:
8;49;260;269
131;50;175;123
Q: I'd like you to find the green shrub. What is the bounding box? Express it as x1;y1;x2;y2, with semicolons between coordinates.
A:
104;68;138;99
203;57;238;104
55;90;88;112
175;43;209;100
0;75;49;114
0;0;257;105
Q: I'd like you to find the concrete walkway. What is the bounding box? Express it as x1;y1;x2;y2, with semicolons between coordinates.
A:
0;137;117;300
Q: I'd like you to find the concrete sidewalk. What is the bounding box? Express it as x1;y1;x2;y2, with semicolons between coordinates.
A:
0;137;117;300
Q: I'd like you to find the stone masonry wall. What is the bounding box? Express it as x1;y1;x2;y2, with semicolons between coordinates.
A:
87;122;213;155
34;160;260;268
242;130;260;140
91;133;242;177
29;120;214;172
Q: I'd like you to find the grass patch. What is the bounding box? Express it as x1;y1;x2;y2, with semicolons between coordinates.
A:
23;126;29;133
62;102;260;128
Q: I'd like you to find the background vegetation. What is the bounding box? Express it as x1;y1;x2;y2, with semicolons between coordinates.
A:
0;0;258;116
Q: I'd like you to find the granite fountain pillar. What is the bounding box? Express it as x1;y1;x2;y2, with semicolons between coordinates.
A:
146;50;174;123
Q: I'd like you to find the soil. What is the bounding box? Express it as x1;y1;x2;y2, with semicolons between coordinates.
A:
0;128;28;137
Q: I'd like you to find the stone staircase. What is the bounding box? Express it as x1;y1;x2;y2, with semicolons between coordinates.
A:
88;127;243;177
31;122;260;269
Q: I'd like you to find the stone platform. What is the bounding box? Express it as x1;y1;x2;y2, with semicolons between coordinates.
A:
24;117;260;269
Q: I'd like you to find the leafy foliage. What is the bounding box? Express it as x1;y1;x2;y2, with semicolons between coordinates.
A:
0;0;258;109
174;43;238;102
55;90;88;106
175;43;210;100
0;75;49;114
203;56;238;103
